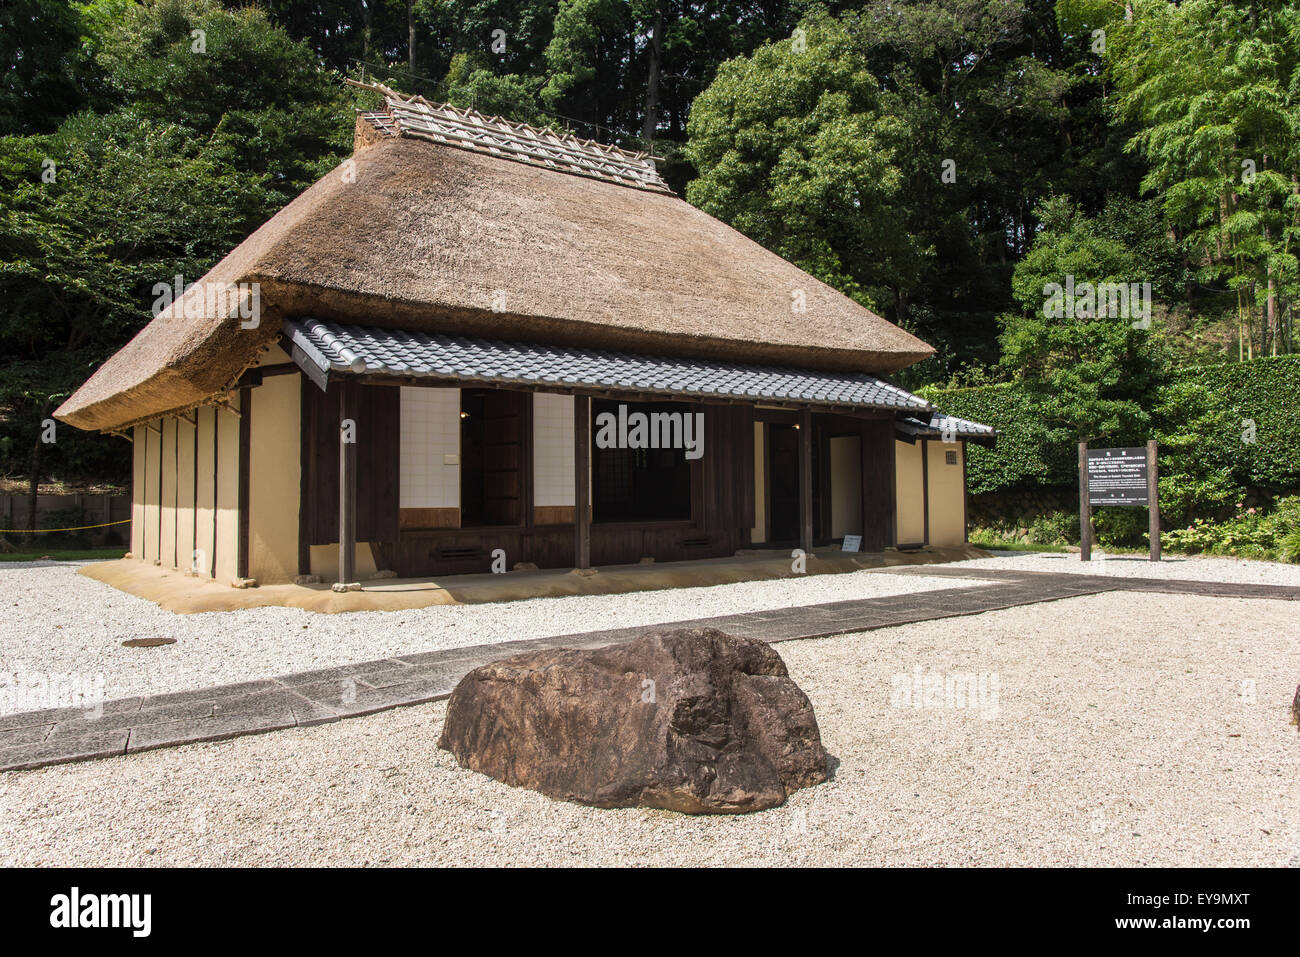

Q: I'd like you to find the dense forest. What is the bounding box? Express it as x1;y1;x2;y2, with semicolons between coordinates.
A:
2;0;1299;554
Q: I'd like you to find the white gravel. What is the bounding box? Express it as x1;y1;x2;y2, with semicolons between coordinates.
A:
0;562;991;704
3;591;1297;867
2;549;1295;709
960;549;1300;585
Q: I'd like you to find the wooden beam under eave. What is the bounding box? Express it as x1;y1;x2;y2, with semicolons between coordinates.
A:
574;394;591;570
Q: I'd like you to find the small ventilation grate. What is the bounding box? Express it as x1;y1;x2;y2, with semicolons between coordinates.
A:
437;546;481;561
680;536;710;549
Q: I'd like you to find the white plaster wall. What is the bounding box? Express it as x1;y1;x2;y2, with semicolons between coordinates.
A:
895;439;926;545
927;440;967;546
533;393;575;507
400;387;460;508
829;435;863;538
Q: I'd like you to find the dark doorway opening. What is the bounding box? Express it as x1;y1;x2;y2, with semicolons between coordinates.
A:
768;423;800;544
460;389;524;526
591;399;693;523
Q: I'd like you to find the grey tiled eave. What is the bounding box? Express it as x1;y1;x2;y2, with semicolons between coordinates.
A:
895;412;997;445
283;317;933;413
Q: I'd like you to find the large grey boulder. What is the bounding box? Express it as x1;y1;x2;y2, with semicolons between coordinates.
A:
438;628;828;814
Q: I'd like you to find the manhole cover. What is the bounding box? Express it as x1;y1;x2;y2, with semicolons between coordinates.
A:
122;637;176;648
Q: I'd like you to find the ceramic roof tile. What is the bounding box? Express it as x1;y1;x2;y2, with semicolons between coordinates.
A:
362;96;673;194
895;412;997;439
285;318;931;412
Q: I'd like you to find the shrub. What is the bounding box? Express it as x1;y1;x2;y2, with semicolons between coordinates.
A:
969;509;1079;546
1093;508;1149;548
1161;496;1300;562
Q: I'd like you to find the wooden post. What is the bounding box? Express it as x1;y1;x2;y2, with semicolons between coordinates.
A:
338;382;357;585
921;438;930;546
863;420;878;548
573;394;591;569
236;392;251;580
961;439;970;544
799;408;813;554
1078;440;1091;561
297;378;310;578
522;392;535;531
157;419;165;564
886;423;897;547
1147;439;1160;562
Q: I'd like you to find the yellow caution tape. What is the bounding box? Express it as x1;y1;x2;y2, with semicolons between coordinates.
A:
0;519;131;533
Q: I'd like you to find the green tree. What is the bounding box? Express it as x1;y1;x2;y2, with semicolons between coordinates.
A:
0;0;350;502
685;12;918;310
997;196;1170;442
686;3;1087;375
541;0;636;136
95;0;351;197
0;0;88;135
1107;0;1300;358
441;52;546;122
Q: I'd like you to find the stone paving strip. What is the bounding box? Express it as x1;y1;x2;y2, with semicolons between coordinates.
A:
2;570;1297;772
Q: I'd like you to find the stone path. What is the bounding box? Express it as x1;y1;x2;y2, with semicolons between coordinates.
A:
3;568;1297;772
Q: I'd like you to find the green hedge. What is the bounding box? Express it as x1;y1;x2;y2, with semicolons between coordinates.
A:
921;356;1300;511
916;383;1074;494
1164;356;1300;491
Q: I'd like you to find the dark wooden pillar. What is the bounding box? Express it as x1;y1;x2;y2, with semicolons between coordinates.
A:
297;377;310;577
798;407;813;554
339;381;357;584
885;426;897;548
1078;440;1091;561
921;438;930;546
574;394;591;569
1147;439;1160;562
522;391;535;531
859;418;896;551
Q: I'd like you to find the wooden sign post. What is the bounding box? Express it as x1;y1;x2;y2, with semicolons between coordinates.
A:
1147;439;1160;562
1078;441;1091;561
1079;441;1160;562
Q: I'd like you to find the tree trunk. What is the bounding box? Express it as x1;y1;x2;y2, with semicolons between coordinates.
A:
361;0;373;64
642;0;665;142
407;0;416;76
1268;271;1277;355
1264;216;1278;356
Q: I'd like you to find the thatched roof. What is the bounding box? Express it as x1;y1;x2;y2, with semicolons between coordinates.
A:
56;93;933;432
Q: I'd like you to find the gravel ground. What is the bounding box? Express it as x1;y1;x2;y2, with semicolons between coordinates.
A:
0;562;991;704
961;549;1300;585
2;590;1297;867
